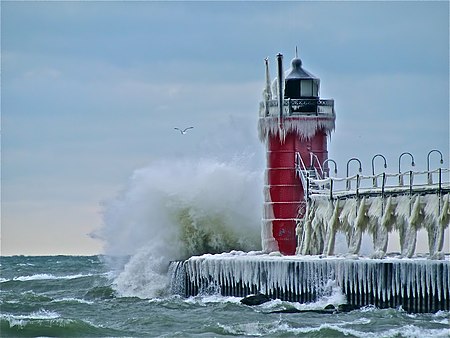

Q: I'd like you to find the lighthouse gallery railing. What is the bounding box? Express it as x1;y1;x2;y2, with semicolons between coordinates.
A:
260;98;334;117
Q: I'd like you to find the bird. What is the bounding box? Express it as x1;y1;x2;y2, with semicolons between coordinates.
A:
174;127;194;135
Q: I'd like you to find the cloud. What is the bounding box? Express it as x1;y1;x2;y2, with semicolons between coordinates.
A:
2;1;448;255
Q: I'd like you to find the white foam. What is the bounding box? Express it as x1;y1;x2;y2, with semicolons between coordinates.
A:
1;309;61;321
52;297;94;305
12;273;92;282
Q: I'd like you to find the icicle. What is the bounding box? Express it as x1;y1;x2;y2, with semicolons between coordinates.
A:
258;116;335;143
432;193;450;258
347;197;368;255
298;202;314;255
358;262;364;301
428;263;434;301
309;199;329;254
324;199;341;256
421;262;426;299
406;262;412;299
395;195;422;258
362;262;368;296
442;264;450;299
371;196;396;258
436;262;442;302
415;263;421;301
393;262;399;298
377;262;383;301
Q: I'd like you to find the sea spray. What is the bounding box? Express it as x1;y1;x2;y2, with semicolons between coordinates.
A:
112;246;170;298
98;158;263;298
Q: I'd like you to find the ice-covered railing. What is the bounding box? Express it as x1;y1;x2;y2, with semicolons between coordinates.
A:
257;97;336;143
295;152;325;189
259;98;335;117
306;168;450;199
295;152;450;258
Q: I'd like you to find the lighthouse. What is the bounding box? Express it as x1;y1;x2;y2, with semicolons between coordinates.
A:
258;51;336;255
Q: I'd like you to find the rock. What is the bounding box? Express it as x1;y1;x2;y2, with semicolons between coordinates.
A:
337;304;360;312
270;308;335;314
240;293;271;306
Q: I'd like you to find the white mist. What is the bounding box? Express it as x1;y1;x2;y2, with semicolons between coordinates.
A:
98;158;263;298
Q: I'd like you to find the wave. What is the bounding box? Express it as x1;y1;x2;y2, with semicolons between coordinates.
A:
216;320;450;338
84;285;117;300
98;158;263;299
0;315;125;337
2;309;60;321
12;273;92;282
51;297;94;305
6;273;95;282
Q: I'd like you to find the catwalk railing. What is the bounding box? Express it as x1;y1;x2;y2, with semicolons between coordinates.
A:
306;168;450;200
295;153;450;201
295;153;450;258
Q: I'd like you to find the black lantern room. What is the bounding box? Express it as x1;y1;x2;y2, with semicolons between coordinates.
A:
284;56;320;99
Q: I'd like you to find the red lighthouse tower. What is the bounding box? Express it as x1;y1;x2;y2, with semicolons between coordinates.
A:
259;52;335;255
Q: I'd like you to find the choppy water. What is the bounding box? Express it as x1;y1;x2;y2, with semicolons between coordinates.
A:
1;255;449;337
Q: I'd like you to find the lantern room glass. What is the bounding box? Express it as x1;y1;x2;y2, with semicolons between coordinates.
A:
301;80;313;97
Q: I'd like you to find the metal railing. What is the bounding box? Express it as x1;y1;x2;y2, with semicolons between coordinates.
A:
260;98;335;117
307;168;450;200
295;152;450;200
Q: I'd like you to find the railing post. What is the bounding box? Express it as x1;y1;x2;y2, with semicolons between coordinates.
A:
409;170;413;196
381;173;386;214
356;174;360;199
427;171;433;185
306;172;310;202
438;168;442;215
329;179;334;201
438;168;442;194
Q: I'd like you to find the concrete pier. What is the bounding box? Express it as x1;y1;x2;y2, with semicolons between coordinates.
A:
169;253;450;313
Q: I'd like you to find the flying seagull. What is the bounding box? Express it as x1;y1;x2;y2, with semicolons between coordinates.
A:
174;127;194;135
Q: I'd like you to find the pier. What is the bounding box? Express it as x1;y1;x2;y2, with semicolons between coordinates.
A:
170;254;450;313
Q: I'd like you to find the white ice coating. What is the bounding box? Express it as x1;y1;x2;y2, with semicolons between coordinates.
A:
258;116;335;142
296;194;450;259
175;252;450;306
261;158;279;253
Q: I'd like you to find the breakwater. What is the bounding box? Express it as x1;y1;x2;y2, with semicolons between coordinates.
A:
169;253;450;313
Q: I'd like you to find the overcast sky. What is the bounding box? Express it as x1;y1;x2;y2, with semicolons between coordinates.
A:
2;1;449;255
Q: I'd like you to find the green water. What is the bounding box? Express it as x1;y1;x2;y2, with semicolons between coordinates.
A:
1;255;448;337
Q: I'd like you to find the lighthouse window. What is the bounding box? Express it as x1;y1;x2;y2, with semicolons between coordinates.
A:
285;81;300;99
312;82;319;97
301;80;313;97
